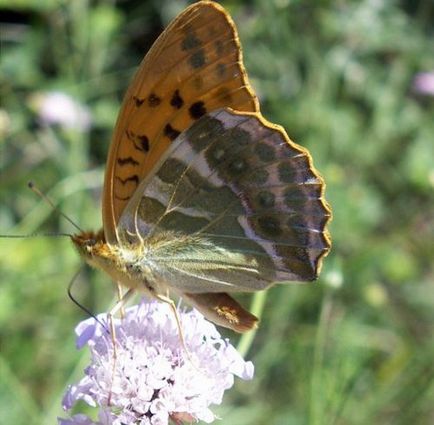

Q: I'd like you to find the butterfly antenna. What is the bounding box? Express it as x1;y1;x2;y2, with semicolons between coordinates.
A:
68;267;108;332
0;232;71;238
28;181;84;233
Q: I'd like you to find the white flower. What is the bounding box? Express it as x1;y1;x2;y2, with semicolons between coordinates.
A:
412;72;434;96
59;298;254;425
58;414;96;425
30;91;92;131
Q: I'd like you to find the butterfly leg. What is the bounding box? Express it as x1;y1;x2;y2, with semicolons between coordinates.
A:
115;282;126;319
155;293;200;369
107;287;134;405
155;293;186;347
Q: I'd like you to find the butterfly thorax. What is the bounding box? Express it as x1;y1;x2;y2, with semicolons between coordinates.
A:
71;229;229;294
71;229;153;291
71;228;268;297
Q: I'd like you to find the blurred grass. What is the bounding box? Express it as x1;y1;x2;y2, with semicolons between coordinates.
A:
1;0;433;424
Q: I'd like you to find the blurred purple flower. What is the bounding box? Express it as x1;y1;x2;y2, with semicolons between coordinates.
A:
59;298;254;425
30;91;92;131
412;72;434;96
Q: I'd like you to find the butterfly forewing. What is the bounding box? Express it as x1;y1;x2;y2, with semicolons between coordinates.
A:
118;108;331;294
103;1;259;244
87;1;332;332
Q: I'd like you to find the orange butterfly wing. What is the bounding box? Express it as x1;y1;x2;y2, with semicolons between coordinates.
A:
102;1;259;244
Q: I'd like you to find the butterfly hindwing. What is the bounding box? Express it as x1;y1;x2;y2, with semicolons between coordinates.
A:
102;1;259;244
118;108;331;295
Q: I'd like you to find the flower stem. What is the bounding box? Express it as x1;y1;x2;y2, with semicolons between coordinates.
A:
237;291;267;357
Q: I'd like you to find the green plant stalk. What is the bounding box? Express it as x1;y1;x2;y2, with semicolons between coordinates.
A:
237;290;268;358
309;289;333;425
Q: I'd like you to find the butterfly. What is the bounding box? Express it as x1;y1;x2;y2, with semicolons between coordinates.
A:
72;1;331;332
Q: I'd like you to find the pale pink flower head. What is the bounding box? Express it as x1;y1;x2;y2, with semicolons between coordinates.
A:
412;72;434;97
30;91;92;131
59;298;254;425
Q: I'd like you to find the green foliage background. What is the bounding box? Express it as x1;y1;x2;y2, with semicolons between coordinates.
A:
1;0;433;424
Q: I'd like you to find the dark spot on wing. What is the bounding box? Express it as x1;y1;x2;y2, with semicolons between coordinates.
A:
189;101;207;119
189;49;206;69
148;93;161;107
182;32;202;50
157;158;186;183
164;124;181;141
132;96;144;107
126;130;149;153
228;157;248;175
227;127;251;147
115;175;139;186
136;135;149;152
277;245;316;280
138;196;165;223
212;147;226;162
292;247;310;263
257;215;282;237
255;142;276;162
186;115;225;151
256;191;275;208
278;161;295;183
284;185;323;205
170;89;184;109
114;194;131;201
117;157;139;166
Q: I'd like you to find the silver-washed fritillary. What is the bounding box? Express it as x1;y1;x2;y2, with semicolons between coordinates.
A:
72;1;331;332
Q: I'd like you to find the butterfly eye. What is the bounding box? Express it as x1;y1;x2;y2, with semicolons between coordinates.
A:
126;263;139;274
83;239;97;252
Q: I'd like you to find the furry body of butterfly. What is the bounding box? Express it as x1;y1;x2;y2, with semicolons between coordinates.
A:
71;1;331;333
73;230;262;293
72;228;261;332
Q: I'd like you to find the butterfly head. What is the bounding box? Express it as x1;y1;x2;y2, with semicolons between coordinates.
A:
71;230;111;266
71;229;154;291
